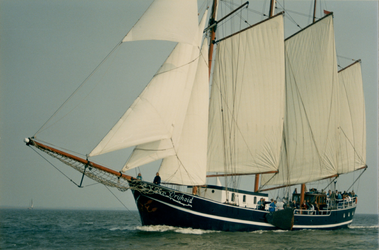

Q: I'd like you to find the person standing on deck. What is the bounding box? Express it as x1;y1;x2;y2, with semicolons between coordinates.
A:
153;172;161;185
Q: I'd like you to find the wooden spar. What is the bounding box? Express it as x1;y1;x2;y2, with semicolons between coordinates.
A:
216;1;249;24
207;1;250;76
300;183;306;205
206;171;278;178
300;0;317;204
254;174;260;192
313;0;317;23
269;0;275;17
215;12;284;44
259;174;339;192
208;0;217;77
28;138;133;181
338;59;361;73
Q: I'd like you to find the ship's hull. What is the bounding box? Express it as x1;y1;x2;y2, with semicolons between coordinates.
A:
129;180;356;231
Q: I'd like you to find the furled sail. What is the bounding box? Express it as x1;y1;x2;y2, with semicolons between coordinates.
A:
262;14;339;186
337;61;366;174
122;0;198;45
207;14;285;174
120;12;208;172
158;38;209;185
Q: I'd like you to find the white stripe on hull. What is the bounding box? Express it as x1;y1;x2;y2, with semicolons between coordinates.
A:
146;195;276;228
293;219;352;229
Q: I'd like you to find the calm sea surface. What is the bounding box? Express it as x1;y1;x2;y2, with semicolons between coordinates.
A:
1;209;378;249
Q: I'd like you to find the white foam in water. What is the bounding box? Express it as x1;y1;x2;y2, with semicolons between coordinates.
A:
250;229;288;234
136;225;219;234
109;226;137;231
349;225;379;229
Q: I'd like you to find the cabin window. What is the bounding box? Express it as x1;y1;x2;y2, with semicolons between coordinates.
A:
212;190;215;193
231;193;235;202
243;195;246;203
254;197;257;204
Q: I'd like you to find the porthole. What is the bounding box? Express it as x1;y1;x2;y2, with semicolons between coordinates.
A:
212;190;215;193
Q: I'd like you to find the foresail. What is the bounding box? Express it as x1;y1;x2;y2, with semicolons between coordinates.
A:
158;39;209;185
262;15;339;186
207;15;285;174
89;41;199;157
338;61;366;174
122;0;198;45
117;11;208;174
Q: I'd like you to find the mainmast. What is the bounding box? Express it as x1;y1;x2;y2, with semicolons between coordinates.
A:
300;0;317;205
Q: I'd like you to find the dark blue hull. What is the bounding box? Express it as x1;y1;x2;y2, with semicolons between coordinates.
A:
130;181;356;232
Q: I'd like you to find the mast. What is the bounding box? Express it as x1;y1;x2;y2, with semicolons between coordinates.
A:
313;0;317;23
269;0;275;18
208;0;218;76
300;0;317;205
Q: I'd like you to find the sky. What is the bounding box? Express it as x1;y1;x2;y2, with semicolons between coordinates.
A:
0;0;378;214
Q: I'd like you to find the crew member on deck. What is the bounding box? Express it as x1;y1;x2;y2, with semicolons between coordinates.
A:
137;173;142;181
269;200;277;212
153;172;161;185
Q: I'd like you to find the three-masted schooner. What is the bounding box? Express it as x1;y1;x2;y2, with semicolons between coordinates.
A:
25;0;366;231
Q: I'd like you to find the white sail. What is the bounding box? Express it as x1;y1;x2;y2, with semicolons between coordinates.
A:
89;43;200;157
207;15;285;174
157;39;209;185
338;61;366;174
122;0;198;45
120;12;208;172
262;15;339;186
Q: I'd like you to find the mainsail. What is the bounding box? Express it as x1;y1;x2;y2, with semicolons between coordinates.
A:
207;14;285;175
337;61;366;174
262;14;339;186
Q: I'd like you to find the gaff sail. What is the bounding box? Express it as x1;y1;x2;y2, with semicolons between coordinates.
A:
207;14;285;175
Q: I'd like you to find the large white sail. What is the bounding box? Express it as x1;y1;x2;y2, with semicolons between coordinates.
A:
122;0;198;45
120;12;208;171
158;39;209;185
207;14;285;174
262;15;339;186
89;43;200;157
338;61;366;174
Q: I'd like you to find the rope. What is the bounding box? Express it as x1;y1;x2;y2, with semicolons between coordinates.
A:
30;146;81;187
34;41;122;137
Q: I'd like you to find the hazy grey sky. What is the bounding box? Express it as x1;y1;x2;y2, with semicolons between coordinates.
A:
1;0;378;214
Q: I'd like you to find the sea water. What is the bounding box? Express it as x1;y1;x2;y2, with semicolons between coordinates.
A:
1;209;378;249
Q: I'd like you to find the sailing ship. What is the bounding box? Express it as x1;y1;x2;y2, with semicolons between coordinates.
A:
24;0;367;231
28;199;34;210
